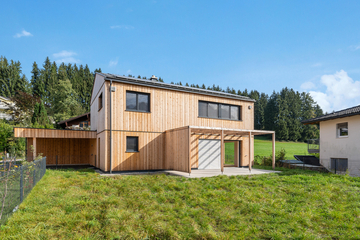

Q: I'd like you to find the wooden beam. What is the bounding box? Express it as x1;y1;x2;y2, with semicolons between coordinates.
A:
221;130;224;173
188;127;191;174
248;132;252;171
272;133;275;170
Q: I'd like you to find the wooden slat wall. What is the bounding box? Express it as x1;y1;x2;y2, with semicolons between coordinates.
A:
14;128;96;139
190;134;253;168
30;138;96;165
165;127;190;173
110;131;165;171
110;82;254;133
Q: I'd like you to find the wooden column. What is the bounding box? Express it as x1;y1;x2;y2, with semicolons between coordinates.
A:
272;133;275;169
188;127;192;174
248;132;252;171
27;137;36;161
221;130;224;173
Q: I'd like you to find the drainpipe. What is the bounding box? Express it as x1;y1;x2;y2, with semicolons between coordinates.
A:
109;80;113;174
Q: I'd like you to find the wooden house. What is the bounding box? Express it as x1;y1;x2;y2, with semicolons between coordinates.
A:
14;73;275;173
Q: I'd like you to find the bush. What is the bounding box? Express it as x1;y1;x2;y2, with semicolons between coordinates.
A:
254;148;286;166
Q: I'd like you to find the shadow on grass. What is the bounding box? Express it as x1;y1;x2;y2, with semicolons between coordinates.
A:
46;167;96;173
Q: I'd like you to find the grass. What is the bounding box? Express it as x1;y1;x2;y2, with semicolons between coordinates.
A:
1;168;360;239
255;136;308;159
225;137;308;163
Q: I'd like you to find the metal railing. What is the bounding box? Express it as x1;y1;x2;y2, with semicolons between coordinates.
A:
0;157;46;225
307;139;320;153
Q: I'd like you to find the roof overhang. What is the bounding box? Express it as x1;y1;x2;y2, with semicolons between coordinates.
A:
99;73;256;103
14;127;96;139
167;126;275;136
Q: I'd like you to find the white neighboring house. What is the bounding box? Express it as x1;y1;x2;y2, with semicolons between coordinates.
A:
0;96;13;120
303;105;360;176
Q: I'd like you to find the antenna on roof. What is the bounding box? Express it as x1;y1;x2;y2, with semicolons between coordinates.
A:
150;75;158;82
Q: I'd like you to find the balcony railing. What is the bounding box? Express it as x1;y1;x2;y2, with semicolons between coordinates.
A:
307;139;319;154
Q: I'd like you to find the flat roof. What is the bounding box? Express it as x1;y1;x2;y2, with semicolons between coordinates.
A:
98;73;256;102
302;105;360;125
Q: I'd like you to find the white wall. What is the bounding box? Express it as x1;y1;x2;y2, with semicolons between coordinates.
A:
320;115;360;176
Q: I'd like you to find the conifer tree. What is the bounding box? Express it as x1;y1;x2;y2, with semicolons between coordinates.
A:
31;62;45;98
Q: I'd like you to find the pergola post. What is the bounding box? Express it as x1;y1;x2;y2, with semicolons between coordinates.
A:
272;133;275;169
188;127;192;175
248;132;252;172
221;130;224;173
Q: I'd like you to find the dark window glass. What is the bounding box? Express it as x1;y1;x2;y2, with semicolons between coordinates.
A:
337;123;348;137
98;93;103;111
126;137;139;152
220;105;230;119
208;103;218;118
198;101;241;120
199;101;207;117
331;158;348;171
126;92;137;110
138;94;150;112
230;106;239;120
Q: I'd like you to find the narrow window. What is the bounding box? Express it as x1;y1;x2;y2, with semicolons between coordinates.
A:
199;101;207;117
126;91;150;112
126;136;139;152
337;123;348;137
220;105;230;119
331;158;348;172
208;103;219;118
230;106;240;120
98;93;103;111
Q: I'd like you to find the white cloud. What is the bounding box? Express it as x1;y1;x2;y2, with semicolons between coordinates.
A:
311;62;322;67
53;50;80;64
300;81;316;90
350;45;360;51
14;30;33;38
109;58;118;67
307;70;360;112
110;25;134;30
126;69;131;74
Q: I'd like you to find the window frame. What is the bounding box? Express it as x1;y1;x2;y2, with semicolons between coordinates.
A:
126;136;139;153
126;91;151;113
198;100;242;121
98;93;103;111
337;122;348;138
331;158;348;172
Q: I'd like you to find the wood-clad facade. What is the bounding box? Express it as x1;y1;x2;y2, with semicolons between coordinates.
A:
90;73;275;172
14;73;275;172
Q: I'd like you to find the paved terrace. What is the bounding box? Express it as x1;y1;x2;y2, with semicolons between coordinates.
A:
97;167;280;178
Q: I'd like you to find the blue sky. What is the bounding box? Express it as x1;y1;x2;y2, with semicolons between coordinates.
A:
1;0;360;112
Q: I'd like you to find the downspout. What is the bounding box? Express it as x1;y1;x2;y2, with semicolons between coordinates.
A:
109;80;113;174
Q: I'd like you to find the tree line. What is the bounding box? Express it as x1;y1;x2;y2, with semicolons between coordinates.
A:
0;55;322;142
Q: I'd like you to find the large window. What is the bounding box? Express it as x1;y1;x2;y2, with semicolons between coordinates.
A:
198;101;241;120
126;91;150;112
337;122;348;137
126;136;139;152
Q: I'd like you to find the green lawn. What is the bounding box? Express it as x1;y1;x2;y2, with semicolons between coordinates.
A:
254;136;308;159
225;137;308;162
1;168;360;239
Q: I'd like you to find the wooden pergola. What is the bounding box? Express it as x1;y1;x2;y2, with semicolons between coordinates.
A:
188;126;276;173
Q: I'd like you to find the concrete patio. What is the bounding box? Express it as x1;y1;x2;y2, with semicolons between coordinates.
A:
165;167;281;178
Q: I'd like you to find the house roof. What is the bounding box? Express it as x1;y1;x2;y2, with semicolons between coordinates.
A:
98;73;256;102
302;105;360;125
58;112;90;125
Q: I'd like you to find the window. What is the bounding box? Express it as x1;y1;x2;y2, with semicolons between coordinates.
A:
198;101;241;120
79;121;89;128
337;122;348;137
98;93;103;111
126;137;139;152
331;158;348;172
126;91;150;112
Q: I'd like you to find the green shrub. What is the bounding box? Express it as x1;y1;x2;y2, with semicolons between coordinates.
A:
254;148;286;166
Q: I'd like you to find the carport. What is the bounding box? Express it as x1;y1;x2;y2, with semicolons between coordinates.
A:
14;128;97;167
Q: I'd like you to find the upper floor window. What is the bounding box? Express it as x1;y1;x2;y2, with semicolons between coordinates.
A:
126;91;150;112
126;136;139;152
98;93;103;111
198;101;241;120
337;122;348;137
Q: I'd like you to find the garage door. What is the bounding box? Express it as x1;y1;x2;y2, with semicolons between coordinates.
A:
198;139;221;169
